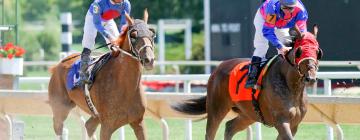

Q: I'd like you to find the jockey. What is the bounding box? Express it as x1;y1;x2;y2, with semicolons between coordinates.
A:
79;0;131;86
245;0;308;88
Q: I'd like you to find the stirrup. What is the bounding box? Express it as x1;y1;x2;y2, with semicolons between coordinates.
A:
245;75;258;88
245;82;256;89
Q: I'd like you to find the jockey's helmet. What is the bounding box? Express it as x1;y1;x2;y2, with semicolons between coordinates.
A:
279;0;297;7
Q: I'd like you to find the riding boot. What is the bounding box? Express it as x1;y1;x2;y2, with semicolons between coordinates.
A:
78;48;91;87
245;56;262;89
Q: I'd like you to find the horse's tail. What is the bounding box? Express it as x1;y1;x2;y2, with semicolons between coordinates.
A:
171;96;207;115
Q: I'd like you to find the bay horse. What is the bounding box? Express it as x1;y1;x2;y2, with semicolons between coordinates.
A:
172;25;322;140
48;10;156;140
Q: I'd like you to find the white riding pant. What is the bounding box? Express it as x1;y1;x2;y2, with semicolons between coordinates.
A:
253;10;291;59
82;11;120;49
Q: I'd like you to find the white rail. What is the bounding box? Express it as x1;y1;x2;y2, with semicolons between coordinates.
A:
18;72;360;84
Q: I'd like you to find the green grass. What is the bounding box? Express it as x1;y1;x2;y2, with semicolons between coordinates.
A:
14;115;360;140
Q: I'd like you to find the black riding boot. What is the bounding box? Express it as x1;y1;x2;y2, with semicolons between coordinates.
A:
245;56;262;89
78;48;91;87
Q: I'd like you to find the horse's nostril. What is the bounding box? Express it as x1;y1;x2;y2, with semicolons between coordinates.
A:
144;58;150;64
305;77;317;83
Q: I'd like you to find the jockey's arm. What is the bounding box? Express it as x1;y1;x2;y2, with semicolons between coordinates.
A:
263;15;284;49
262;2;285;49
118;1;131;34
295;10;308;32
90;3;114;40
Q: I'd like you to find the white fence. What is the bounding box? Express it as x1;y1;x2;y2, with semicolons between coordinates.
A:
2;72;360;140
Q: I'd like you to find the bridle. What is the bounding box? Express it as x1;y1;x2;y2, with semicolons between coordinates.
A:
113;23;155;64
284;46;319;76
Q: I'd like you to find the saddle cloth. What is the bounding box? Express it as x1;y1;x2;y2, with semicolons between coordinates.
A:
66;53;112;90
228;56;278;102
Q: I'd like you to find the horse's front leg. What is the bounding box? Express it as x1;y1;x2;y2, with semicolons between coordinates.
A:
275;121;293;140
130;118;147;140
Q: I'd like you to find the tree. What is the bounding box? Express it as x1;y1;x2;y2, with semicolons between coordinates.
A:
20;0;57;21
82;0;204;28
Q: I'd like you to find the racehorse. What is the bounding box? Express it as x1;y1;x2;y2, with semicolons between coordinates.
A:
172;25;322;140
48;10;156;140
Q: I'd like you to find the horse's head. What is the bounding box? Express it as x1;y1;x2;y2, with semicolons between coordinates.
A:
118;9;156;70
286;25;323;84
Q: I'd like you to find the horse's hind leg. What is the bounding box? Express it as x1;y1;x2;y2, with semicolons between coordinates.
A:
224;116;254;140
49;77;75;139
85;116;100;139
50;100;74;139
129;118;146;140
206;108;230;140
205;98;231;140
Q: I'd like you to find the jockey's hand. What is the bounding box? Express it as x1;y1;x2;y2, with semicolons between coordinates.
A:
277;46;292;56
110;38;120;47
300;33;305;39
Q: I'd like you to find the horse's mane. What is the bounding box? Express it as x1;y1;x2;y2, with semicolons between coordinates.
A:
116;26;129;48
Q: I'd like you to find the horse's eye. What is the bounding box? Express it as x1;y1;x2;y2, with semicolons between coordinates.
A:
130;31;138;38
148;28;156;38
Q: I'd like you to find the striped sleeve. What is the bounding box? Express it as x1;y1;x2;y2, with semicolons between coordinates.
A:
90;2;111;39
262;2;283;49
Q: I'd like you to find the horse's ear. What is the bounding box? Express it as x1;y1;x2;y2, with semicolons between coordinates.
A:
317;48;323;60
313;24;319;38
143;8;149;24
295;47;303;58
285;48;296;65
294;25;303;39
125;12;134;26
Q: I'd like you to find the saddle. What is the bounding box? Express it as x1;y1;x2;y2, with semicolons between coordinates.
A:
66;52;113;90
228;55;278;102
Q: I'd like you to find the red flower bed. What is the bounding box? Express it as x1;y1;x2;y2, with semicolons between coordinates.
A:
0;43;26;59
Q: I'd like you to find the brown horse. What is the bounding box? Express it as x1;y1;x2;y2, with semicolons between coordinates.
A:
172;26;322;140
48;10;155;140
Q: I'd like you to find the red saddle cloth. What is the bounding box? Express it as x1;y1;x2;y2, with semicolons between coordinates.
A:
228;62;263;102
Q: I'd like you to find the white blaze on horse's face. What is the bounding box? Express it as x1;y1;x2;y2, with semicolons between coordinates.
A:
138;34;155;70
298;58;318;85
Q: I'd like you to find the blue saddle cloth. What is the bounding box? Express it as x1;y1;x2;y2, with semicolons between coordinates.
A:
66;53;113;91
66;59;81;90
